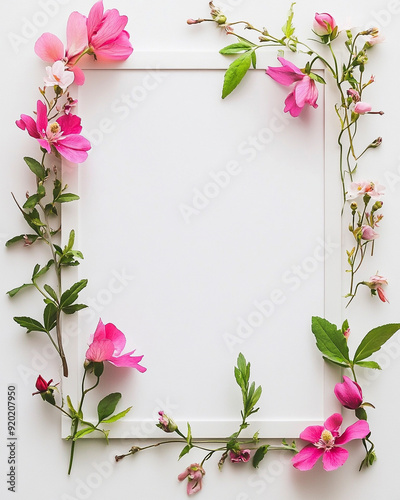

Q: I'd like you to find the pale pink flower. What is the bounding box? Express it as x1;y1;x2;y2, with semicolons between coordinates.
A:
16;100;91;163
348;181;385;200
292;413;369;471
229;449;251;463
85;319;146;371
334;376;363;410
266;57;318;117
44;60;75;90
365;34;385;46
86;1;133;61
365;275;389;303
347;88;360;102
354;102;372;114
360;225;379;241
313;13;336;35
178;464;205;495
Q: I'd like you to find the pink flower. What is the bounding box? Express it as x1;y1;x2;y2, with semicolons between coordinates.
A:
157;411;177;433
16;100;91;163
292;413;370;471
86;1;133;61
34;375;53;394
178;464;205;495
229;449;251;463
363;275;389;303
360;225;379;241
347;88;360;102
354;102;372;114
334;376;363;410
313;13;336;35
266;57;318;117
85;319;146;372
44;60;75;90
348;181;385;200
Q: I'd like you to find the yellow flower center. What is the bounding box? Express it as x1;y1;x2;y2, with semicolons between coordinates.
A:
321;430;333;443
49;122;61;134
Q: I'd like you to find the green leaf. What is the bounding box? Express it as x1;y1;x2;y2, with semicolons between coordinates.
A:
282;2;296;38
354;360;381;370
309;72;326;85
187;422;192;445
251;50;257;69
73;427;96;440
219;42;254;54
252;445;269;468
222;52;252;99
62;304;87;315
101;406;132;424
24;157;46;180
97;393;121;423
56;193;80;203
43;303;57;332
311;316;350;365
44;284;59;303
93;362;104;377
13;316;46;333
67;230;75;251
66;395;77;416
322;356;351;369
53;179;62;200
33;260;54;280
23;194;42;209
59;279;88;309
7;283;34;297
178;444;192;460
5;234;40;246
353;324;400;363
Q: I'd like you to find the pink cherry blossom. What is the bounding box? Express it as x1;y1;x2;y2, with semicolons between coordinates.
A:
229;449;251;463
85;319;146;372
292;413;369;471
266;57;318;117
16;100;91;163
334;376;363;409
86;1;133;61
354;102;372;114
44;60;75;90
313;13;336;35
347;180;385;200
178;463;205;495
360;225;379;241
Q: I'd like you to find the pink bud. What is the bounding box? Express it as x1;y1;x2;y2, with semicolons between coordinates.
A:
360;225;379;241
229;449;251;463
334;376;363;409
377;286;389;303
347;88;360;102
313;13;336;35
354;102;372;114
34;375;52;393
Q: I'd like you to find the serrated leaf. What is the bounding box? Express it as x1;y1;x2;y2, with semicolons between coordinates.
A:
13;316;46;333
353;324;400;363
97;393;121;423
178;445;191;460
24;157;46;180
56;193;80;203
7;283;34;297
73;427;96;440
101;406;132;424
222;52;252;99
312;316;350;364
354;360;381;370
282;2;295;38
252;445;269;468
219;42;254;54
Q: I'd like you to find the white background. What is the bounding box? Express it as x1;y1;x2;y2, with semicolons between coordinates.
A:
1;0;400;499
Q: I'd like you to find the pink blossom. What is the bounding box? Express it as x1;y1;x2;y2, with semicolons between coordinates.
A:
16;100;91;163
86;1;133;61
292;413;369;471
157;411;177;433
44;60;75;90
313;13;336;35
85;319;146;372
178;463;205;495
354;102;372;114
229;449;251;463
369;274;388;287
360;225;379;241
347;88;360;102
365;275;389;303
348;181;385;200
34;375;53;394
266;57;318;117
334;376;363;410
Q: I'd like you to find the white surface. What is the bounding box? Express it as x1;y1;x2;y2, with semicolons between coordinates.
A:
1;1;400;499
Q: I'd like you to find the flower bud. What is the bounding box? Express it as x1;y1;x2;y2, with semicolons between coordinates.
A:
35;375;52;393
187;18;203;25
209;1;227;24
313;13;336;35
350;202;357;211
334;376;363;409
354;102;372;115
371;200;383;212
156;411;178;433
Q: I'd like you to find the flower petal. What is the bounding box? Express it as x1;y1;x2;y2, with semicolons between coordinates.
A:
87;0;105;39
324;413;342;433
34;33;65;62
92;31;133;61
322;447;348;471
57;114;83;135
335;420;370;445
66;11;88;59
36;100;48;135
266;57;304;86
108;353;147;372
70;66;86;86
86;339;114;362
16;115;40;138
54;140;90;163
284;91;302;117
299;425;324;443
292;445;324;470
91;9;128;47
104;322;127;355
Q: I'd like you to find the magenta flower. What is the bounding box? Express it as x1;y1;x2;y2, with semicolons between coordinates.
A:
334;376;363;410
86;1;133;61
16;100;90;163
354;102;372;115
16;100;91;163
266;57;318;117
178;464;205;495
85;319;146;372
33;375;53;394
360;225;379;241
313;13;336;35
229;449;251;463
292;413;369;471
